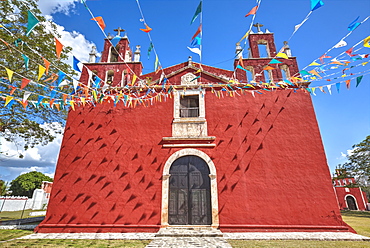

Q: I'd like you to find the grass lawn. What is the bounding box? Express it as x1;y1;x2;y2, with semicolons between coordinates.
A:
0;210;369;247
0;210;45;222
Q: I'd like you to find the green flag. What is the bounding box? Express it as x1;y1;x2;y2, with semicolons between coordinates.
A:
148;42;153;59
26;10;39;36
356;75;363;87
190;1;202;24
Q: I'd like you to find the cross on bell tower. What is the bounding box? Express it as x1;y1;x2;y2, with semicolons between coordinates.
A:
253;23;264;33
114;27;125;36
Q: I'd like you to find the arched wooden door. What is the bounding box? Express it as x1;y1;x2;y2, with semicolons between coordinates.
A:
346;196;358;210
168;156;211;225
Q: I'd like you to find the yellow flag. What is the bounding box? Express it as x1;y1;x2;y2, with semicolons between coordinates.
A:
364;36;370;48
276;52;289;59
38;65;46;81
5;68;14;82
308;62;320;66
131;74;137;86
5;96;14;107
239;31;249;43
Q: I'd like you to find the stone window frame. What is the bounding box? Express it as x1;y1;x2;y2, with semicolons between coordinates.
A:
173;89;206;121
161;148;219;228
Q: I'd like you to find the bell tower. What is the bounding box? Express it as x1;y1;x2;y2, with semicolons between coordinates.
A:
79;28;143;88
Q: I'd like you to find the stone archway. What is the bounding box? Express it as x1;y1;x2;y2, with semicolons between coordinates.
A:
161;149;219;228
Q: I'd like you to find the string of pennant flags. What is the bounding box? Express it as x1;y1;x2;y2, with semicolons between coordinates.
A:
1;0;369;112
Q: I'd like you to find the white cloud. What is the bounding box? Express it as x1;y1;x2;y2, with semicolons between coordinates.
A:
37;0;79;16
0;123;63;182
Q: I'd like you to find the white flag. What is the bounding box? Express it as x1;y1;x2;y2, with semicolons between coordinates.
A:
187;47;201;58
23;91;31;102
334;40;347;48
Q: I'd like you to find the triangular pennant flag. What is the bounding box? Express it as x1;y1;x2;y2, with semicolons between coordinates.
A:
319;53;331;63
336;82;340;93
4;96;14;107
327;84;332;95
91;16;106;30
110;35;121;47
364;36;370;48
22;54;29;70
73;56;81;72
20;78;31;90
187;47;201;58
269;58;282;64
236;65;248;72
311;0;324;11
191;37;202;46
276;52;289;59
87;69;92;87
131;74;137;86
55;38;63;59
245;5;258;17
23;91;31;102
154;55;159;72
9;86;16;95
334;39;347;48
299;70;311;76
345;79;351;89
263;66;275;70
348;16;361;31
93;77;101;88
191;24;202;40
190;1;202;24
57;71;66;86
38;65;46;81
73;79;79;92
42;58;50;74
5;68;14;82
309;61;321;66
356;75;363;87
239;56;245;69
147;42;154;59
308;69;321;78
26;10;39;36
140;23;152;33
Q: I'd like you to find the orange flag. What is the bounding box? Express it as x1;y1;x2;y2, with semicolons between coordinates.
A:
264;65;275;70
140;23;152;33
20;78;31;90
191;24;202;40
42;57;50;74
245;6;258;17
91;16;106;30
345;79;351;89
55;38;63;59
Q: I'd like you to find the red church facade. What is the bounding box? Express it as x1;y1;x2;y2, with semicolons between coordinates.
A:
333;177;369;211
36;28;354;233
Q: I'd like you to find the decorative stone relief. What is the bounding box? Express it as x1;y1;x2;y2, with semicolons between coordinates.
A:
181;73;198;85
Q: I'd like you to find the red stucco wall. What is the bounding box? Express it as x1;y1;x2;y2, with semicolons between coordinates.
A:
334;187;368;211
36;88;353;233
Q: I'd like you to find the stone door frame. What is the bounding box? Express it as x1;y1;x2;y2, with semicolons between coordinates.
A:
161;148;219;228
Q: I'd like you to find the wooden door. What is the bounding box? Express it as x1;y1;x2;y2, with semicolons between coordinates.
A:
168;156;211;225
346;196;358;210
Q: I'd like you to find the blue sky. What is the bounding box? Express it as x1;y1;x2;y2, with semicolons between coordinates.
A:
1;0;369;182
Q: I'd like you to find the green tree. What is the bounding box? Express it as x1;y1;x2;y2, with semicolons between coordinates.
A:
0;0;75;157
0;179;9;196
343;135;370;201
9;171;53;197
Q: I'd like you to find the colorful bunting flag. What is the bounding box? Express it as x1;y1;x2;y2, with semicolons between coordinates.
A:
42;58;50;74
356;75;363;87
190;1;202;24
73;56;81;72
364;36;370;48
91;16;106;30
5;68;14;82
23;91;31;103
276;52;289;59
191;24;202;40
311;0;324;11
20;78;31;90
269;58;282;64
345;79;351;89
4;96;14;107
191;37;202;46
187;47;201;58
140;23;152;33
336;82;340;93
245;5;258;17
110;36;121;47
55;38;63;59
263;66;275;70
309;61;321;66
148;42;154;59
26;10;39;36
38;65;46;81
154;55;159;72
22;54;29;70
348;16;361;31
334;39;347;48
